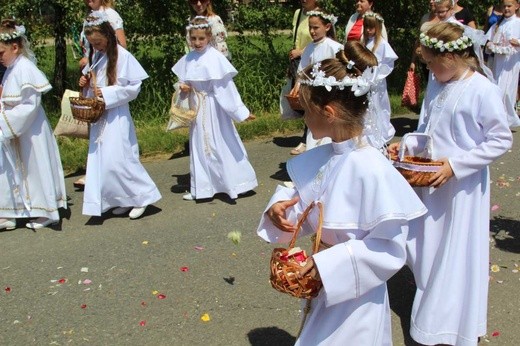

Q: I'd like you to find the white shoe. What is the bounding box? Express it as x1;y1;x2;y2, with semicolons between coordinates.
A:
112;207;132;215
283;181;295;188
183;193;195;201
290;143;306;155
0;218;16;230
129;206;147;220
26;218;58;230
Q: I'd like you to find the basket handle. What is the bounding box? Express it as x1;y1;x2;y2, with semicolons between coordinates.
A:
399;132;433;161
288;201;324;255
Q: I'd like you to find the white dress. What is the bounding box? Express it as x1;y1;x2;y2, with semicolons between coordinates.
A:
172;46;257;200
257;138;427;345
486;16;520;128
298;37;343;150
407;72;513;345
366;37;398;144
0;55;66;221
82;46;161;216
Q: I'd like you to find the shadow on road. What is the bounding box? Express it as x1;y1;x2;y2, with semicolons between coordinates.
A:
491;216;520;253
273;136;302;149
391;116;419;138
247;326;296;345
388;266;421;346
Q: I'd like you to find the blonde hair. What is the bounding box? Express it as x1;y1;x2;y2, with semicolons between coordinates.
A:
299;41;377;136
423;22;483;75
362;13;383;53
435;0;454;10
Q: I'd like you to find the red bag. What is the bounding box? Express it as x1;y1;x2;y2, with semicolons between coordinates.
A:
401;70;420;108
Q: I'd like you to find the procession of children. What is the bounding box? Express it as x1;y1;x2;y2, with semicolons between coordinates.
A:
1;0;519;344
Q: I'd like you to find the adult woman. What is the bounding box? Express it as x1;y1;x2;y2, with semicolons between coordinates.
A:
0;20;66;230
187;0;230;59
410;0;440;73
286;0;321;156
344;0;387;43
453;0;477;28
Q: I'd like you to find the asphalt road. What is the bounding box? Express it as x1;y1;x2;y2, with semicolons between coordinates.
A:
1;115;519;345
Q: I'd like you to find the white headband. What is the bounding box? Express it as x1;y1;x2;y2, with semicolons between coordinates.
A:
306;11;338;26
186;16;211;31
0;25;25;42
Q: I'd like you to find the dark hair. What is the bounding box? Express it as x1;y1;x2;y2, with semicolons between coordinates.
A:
84;18;118;86
423;22;484;76
299;41;377;134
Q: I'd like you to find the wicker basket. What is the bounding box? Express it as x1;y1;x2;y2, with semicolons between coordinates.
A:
285;94;303;111
270;202;323;299
69;71;105;124
166;89;201;131
391;154;443;187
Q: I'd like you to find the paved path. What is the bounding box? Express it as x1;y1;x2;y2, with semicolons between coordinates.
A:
1;116;519;345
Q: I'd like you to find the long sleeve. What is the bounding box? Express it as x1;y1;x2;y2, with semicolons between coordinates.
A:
212;76;250;122
313;219;408;307
100;80;142;110
0;88;41;139
449;85;512;179
257;185;314;244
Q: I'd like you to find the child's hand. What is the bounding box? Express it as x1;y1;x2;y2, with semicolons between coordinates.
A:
79;75;88;87
179;83;191;93
298;256;321;281
267;196;299;233
289;83;300;97
429;157;454;188
289;48;303;60
387;142;400;157
245;114;256;121
94;88;103;98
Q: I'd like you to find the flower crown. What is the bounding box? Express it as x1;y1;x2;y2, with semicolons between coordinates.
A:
0;25;25;42
362;12;384;23
84;11;110;27
419;32;472;52
186;16;211;31
300;62;375;96
306;11;338;26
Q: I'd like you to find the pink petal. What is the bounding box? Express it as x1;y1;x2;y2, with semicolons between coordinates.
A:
194;246;204;251
81;304;87;309
492;330;500;337
4;286;11;293
58;278;67;284
157;294;166;300
82;279;92;285
141;301;147;307
139;320;146;327
180;266;189;272
491;204;500;212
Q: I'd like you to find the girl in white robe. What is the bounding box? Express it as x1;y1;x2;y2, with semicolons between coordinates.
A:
258;43;427;345
79;11;161;218
290;11;343;151
389;23;513;345
172;17;257;201
486;0;520;128
0;20;66;230
363;12;398;145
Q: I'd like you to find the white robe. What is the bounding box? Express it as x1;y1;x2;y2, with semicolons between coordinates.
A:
366;37;398;144
0;55;66;221
257;138;427;345
82;46;161;216
298;37;343;150
486;16;520;128
172;46;257;199
407;72;513;345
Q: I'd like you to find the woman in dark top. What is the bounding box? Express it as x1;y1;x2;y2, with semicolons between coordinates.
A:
453;0;476;28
